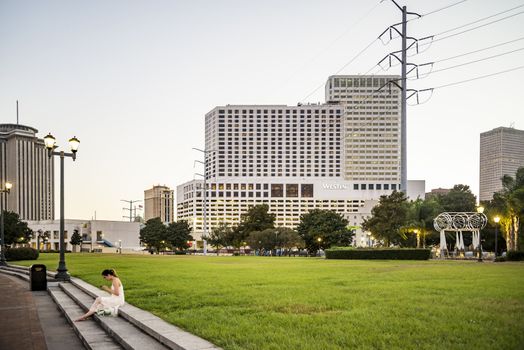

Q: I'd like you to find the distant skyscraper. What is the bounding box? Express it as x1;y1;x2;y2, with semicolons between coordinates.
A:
144;185;174;223
480;127;524;201
0;124;54;220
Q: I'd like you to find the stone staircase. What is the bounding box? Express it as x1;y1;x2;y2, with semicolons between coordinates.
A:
0;265;221;350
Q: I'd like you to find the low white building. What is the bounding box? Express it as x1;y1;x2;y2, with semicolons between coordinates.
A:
26;219;141;252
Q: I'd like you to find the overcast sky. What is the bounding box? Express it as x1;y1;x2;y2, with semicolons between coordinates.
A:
1;0;523;220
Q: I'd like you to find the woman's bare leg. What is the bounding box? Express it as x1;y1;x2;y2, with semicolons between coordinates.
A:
74;297;102;322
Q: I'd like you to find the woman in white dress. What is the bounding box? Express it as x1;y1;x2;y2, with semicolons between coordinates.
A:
75;269;125;321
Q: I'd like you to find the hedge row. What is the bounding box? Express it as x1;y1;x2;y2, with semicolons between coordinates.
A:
506;251;524;261
325;248;431;260
6;247;39;261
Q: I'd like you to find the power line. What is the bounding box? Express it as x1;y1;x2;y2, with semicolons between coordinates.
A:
434;7;524;38
433;36;524;63
421;0;468;17
412;47;524;79
408;0;468;22
427;65;524;90
281;0;383;100
300;38;379;102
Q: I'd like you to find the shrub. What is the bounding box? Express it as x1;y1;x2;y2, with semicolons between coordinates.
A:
494;256;506;262
325;248;431;260
506;251;524;261
6;247;39;261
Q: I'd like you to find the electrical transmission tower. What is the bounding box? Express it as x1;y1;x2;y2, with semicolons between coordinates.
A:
121;199;142;222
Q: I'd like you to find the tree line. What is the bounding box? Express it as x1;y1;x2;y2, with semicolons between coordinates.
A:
363;167;524;252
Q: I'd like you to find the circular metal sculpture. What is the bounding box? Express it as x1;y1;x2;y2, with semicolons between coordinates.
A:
433;212;487;258
433;212;487;231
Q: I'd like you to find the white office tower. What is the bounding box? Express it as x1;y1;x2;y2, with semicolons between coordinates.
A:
177;75;424;244
479;127;524;201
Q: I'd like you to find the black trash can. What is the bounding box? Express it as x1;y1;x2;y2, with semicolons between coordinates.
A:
29;264;47;291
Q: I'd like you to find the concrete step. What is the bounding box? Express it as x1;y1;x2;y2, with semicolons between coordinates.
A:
0;266;30;281
69;278;221;350
59;282;170;350
48;285;123;350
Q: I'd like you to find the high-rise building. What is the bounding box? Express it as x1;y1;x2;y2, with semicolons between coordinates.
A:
0;124;54;220
178;75;424;244
480;127;524;201
144;185;174;223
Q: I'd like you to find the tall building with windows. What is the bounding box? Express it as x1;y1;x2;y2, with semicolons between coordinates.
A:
144;185;174;223
178;75;423;243
0;124;54;220
480;127;524;201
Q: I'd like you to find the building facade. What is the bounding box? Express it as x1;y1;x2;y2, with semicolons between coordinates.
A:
480;127;524;201
0;124;54;220
177;75;425;245
144;185;174;223
26;219;140;252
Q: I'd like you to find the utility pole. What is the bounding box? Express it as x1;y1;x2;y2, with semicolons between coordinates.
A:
121;199;141;222
384;0;421;193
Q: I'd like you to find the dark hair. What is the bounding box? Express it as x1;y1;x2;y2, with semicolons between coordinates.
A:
101;269;118;277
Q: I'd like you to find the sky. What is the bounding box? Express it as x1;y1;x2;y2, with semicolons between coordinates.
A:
1;0;523;221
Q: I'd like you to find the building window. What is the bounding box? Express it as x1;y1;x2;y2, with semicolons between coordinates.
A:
271;184;284;197
286;184;299;197
384;184;390;190
376;184;382;190
301;184;314;197
361;184;367;190
369;184;374;190
391;184;397;190
353;184;359;190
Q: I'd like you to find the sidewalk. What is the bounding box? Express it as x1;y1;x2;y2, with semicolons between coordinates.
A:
0;273;84;350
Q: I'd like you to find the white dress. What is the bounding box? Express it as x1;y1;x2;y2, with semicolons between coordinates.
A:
92;282;125;316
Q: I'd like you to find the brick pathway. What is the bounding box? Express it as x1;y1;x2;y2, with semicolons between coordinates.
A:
0;273;47;350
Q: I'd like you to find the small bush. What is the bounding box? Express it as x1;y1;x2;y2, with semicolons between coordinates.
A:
6;247;39;261
494;256;506;262
174;251;187;255
325;248;431;260
506;251;524;261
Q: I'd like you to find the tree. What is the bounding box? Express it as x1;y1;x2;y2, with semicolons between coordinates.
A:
2;211;33;245
438;184;476;212
297;209;350;254
246;229;275;253
238;204;275;234
139;217;167;254
276;227;305;255
491;167;524;251
70;229;82;253
166;220;193;251
207;222;231;255
229;204;276;252
362;191;409;246
405;197;443;248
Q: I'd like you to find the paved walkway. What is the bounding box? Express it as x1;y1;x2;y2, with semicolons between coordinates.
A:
0;273;84;350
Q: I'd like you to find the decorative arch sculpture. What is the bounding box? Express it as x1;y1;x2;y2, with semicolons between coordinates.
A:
433;212;487;258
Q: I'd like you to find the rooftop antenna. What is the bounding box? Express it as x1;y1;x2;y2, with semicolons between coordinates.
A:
16;100;19;124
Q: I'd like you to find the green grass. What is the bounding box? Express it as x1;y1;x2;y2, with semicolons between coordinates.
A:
16;253;524;350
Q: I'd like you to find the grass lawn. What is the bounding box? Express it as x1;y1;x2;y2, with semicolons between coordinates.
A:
15;253;524;350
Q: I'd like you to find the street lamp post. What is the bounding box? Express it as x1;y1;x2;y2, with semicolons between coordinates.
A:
476;206;484;262
494;216;500;259
44;133;80;281
0;181;13;266
193;148;216;256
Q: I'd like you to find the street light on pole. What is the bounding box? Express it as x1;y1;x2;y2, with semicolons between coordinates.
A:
494;216;500;259
44;133;80;281
0;181;13;266
476;206;484;262
193;147;216;256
